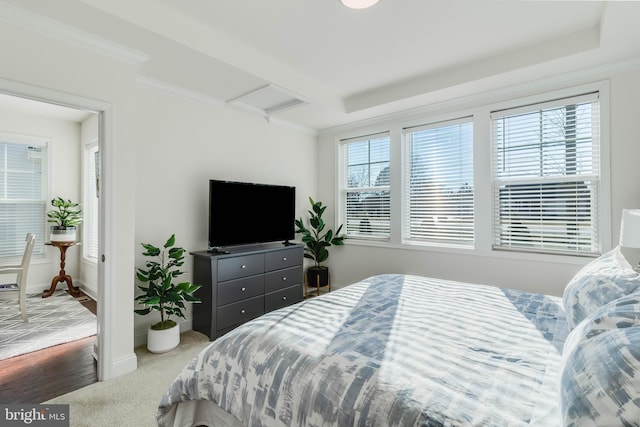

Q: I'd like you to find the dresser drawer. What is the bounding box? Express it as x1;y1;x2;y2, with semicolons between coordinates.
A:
217;275;264;306
265;247;302;272
265;266;302;293
217;295;264;331
218;254;264;282
265;285;303;312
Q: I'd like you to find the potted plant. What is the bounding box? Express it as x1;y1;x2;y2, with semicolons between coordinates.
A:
294;197;346;288
134;234;201;353
47;196;82;242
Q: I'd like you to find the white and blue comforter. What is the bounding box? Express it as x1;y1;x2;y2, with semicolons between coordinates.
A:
157;274;568;426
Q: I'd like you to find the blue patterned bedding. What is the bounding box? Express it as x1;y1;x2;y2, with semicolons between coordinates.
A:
157;274;568;426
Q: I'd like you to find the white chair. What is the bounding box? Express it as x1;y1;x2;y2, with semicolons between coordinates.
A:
0;233;36;322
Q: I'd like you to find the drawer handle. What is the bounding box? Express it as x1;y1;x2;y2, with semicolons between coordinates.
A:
282;257;287;261
241;309;246;314
241;265;246;269
241;287;246;292
282;277;287;281
282;296;287;301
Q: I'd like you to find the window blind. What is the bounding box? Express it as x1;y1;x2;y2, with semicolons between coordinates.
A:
83;145;99;260
0;138;47;258
404;118;474;245
491;92;600;255
341;133;391;240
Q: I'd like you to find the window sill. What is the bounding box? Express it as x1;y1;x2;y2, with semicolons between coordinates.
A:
343;238;595;267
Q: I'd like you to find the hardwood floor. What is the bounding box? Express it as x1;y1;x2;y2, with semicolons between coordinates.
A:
0;292;98;404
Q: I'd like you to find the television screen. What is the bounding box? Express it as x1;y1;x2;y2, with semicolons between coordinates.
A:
208;180;295;249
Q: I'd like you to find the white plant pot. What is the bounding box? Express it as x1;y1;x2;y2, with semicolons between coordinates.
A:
50;226;77;242
147;323;180;353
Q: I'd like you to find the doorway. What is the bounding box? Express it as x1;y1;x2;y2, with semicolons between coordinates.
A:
0;87;108;400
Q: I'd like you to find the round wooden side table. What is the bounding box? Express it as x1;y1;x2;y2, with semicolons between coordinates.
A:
42;241;81;298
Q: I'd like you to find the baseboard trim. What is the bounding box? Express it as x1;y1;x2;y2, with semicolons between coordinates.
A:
79;284;98;301
106;352;138;380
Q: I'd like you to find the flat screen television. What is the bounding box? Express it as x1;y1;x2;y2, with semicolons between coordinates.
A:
208;179;295;249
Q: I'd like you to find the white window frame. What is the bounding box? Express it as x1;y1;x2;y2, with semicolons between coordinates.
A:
491;92;601;256
0;131;49;260
334;81;611;262
403;117;475;248
338;132;392;242
82;140;99;263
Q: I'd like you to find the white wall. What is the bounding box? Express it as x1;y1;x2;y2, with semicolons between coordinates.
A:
0;19;141;379
317;68;640;297
0;108;82;292
609;70;640;231
0;11;319;377
132;85;317;346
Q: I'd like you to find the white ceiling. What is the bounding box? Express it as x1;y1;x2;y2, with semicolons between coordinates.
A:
4;0;640;131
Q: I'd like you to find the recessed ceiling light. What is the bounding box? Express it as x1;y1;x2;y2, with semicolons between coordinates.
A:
341;0;380;9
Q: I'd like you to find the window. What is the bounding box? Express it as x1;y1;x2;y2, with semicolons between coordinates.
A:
0;133;48;259
404;118;474;246
491;93;600;255
335;85;608;258
83;143;99;261
341;133;391;240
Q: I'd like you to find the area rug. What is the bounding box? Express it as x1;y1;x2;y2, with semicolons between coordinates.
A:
0;290;97;360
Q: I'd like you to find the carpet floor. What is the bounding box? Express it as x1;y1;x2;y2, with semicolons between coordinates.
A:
45;330;211;427
0;290;97;360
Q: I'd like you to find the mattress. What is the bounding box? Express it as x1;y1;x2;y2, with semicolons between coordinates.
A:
157;273;568;426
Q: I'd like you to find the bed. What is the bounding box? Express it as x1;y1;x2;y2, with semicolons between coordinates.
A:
157;247;640;426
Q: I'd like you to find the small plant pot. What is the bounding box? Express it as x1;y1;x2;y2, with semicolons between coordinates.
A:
147;322;180;353
50;226;77;242
307;267;330;288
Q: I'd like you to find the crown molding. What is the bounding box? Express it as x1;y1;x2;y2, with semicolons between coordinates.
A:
319;56;640;137
138;75;317;136
0;1;150;66
264;114;317;136
225;100;317;136
136;75;225;107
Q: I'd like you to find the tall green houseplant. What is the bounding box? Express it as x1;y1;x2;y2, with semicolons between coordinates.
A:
294;197;345;287
134;234;201;330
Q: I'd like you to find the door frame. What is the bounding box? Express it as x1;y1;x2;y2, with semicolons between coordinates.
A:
0;78;116;380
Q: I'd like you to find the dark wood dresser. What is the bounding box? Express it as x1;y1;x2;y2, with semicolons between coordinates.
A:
191;243;303;340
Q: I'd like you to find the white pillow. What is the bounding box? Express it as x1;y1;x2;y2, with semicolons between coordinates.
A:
563;246;640;330
559;294;640;426
562;293;640;357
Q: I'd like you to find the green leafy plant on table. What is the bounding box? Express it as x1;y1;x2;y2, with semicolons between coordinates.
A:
47;196;83;227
